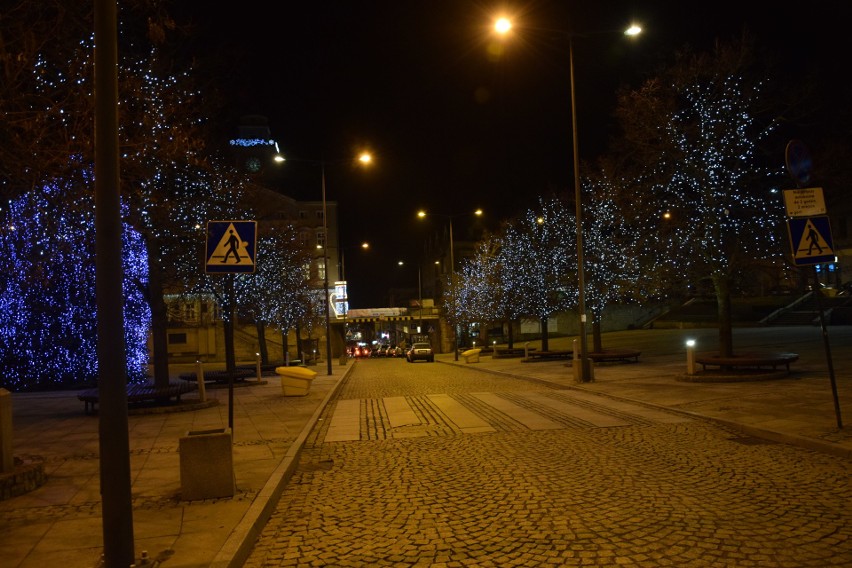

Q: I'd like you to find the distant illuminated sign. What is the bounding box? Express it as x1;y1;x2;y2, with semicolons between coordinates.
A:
333;281;348;319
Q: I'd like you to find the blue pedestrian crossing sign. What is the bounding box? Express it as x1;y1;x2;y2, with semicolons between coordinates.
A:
787;216;834;266
206;221;257;273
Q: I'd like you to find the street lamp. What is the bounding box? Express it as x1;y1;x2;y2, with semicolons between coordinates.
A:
396;260;424;336
340;241;370;282
417;208;483;361
494;17;641;383
277;151;373;376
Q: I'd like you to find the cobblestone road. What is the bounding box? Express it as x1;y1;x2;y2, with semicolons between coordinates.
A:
243;359;852;567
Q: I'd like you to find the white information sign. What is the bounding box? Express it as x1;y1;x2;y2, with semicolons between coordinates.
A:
783;187;826;218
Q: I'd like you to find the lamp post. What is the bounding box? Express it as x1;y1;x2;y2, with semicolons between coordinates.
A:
396;260;424;337
340;241;370;282
567;35;591;383
418;209;482;361
494;17;641;383
276;152;372;376
320;165;332;375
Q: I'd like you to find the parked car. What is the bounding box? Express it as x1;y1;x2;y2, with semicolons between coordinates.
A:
388;345;404;357
406;342;434;363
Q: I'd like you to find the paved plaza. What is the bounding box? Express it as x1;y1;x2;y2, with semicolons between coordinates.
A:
1;327;850;567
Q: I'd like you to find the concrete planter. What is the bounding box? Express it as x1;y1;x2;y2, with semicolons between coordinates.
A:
179;428;235;500
275;366;317;396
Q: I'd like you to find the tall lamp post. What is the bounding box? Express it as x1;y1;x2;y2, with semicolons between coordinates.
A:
494;17;641;382
340;241;369;348
277;152;372;376
396;260;424;337
418;209;483;361
320;165;333;375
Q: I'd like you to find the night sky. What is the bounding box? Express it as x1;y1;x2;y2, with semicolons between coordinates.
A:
177;1;849;308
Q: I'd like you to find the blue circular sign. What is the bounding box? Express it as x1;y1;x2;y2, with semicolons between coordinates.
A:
785;139;812;186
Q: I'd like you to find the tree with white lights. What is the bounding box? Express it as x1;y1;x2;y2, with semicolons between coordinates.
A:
614;37;786;356
500;196;573;351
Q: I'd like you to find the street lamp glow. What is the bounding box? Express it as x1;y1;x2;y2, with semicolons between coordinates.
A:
276;151;374;376
492;17;640;383
495;17;512;34
417;208;483;361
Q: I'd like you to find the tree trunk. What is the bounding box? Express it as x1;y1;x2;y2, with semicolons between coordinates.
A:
506;318;514;349
256;320;268;364
282;328;290;363
541;316;549;351
713;274;734;357
146;236;170;390
592;316;602;353
295;321;304;360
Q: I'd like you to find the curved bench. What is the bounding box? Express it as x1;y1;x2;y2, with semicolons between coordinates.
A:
695;352;799;372
78;381;197;414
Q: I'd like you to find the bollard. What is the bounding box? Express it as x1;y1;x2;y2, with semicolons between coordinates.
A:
686;340;696;375
195;360;207;402
573;339;580;382
255;352;262;381
525;341;530;359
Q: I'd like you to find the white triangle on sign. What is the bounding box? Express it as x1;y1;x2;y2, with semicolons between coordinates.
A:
208;223;254;266
795;219;832;258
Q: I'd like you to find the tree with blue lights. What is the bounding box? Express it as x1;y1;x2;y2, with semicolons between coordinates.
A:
0;181;150;391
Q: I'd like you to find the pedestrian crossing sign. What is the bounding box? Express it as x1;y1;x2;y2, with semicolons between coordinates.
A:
787;216;834;266
206;221;257;273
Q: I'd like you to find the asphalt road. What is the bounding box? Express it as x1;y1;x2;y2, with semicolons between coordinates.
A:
242;356;852;567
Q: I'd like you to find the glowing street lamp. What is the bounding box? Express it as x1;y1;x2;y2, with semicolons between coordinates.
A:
494;17;640;383
417;208;483;361
277;151;373;375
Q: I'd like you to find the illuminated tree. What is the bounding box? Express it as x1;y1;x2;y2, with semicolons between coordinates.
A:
581;166;643;352
1;1;230;389
614;37;786;355
238;222;313;365
500;195;573;351
0;180;149;391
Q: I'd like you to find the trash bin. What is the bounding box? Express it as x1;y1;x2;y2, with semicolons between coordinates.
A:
179;428;235;500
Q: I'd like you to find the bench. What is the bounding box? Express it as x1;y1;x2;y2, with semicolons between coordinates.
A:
78;381;198;415
460;348;482;363
588;349;641;363
695;352;799;372
493;348;534;359
178;368;256;384
522;350;573;362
